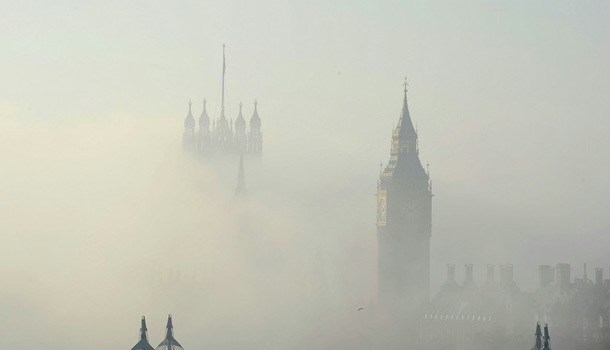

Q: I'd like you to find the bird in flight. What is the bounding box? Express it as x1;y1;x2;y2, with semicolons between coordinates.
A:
358;308;364;311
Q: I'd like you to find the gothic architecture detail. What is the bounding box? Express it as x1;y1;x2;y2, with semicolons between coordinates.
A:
182;45;263;157
235;153;247;197
131;316;155;350
377;78;432;314
155;314;185;350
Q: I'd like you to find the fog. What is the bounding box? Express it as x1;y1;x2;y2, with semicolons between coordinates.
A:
1;1;609;349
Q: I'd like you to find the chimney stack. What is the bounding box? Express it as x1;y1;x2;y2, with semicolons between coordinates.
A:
556;263;571;294
447;264;456;283
538;265;555;289
464;264;475;287
486;264;495;283
499;264;515;286
595;268;603;287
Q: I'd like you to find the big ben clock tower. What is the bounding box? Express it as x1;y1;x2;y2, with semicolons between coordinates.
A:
377;78;432;316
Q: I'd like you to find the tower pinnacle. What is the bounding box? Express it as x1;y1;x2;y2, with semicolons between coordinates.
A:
130;316;155;350
156;314;184;350
221;44;226;118
235;153;247;197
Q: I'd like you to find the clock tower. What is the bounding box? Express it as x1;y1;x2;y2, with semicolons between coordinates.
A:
377;79;432;316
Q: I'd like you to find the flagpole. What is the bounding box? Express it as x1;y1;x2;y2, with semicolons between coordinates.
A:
221;44;226;117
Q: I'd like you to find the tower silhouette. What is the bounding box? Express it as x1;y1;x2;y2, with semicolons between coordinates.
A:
155;314;185;350
131;316;155;350
234;153;247;197
376;78;432;316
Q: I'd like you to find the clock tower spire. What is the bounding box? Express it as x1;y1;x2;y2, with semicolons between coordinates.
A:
377;79;432;320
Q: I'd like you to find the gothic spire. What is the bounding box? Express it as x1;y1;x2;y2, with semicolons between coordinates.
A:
155;314;184;350
199;98;209;127
184;100;195;129
235;153;247;197
533;322;542;350
131;316;155;350
235;101;246;129
221;44;226;120
542;324;551;350
165;314;173;338
394;76;417;141
250;99;261;128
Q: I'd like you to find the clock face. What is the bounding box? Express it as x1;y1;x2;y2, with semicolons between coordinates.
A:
377;197;387;223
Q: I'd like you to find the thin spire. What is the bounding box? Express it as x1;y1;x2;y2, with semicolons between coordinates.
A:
140;316;148;340
534;322;542;350
166;314;174;338
394;77;417;141
235;153;247;197
131;316;154;350
155;314;184;350
542;324;551;350
221;44;226;118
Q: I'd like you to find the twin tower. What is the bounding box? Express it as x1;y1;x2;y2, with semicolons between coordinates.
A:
131;315;185;350
183;45;263;156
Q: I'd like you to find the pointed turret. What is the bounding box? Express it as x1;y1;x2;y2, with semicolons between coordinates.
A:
382;78;429;184
235;153;247;197
131;316;155;350
198;99;211;151
184;101;195;130
199;99;210;129
533;322;542;350
155;314;184;350
247;99;262;155
250;99;261;129
394;77;417;142
234;102;247;152
235;102;246;129
542;324;551;350
183;101;196;154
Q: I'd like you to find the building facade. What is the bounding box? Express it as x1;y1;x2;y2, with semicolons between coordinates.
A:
377;80;432;315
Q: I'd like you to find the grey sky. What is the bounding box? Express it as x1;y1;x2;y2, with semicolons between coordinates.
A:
1;1;609;349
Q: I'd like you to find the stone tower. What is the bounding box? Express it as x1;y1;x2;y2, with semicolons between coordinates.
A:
377;79;432;316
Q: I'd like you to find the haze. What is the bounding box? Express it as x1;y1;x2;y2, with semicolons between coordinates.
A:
1;1;609;349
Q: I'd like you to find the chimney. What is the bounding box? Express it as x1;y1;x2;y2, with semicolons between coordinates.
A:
584;263;588;284
556;263;571;294
464;264;474;286
538;265;555;289
486;264;495;283
441;264;458;290
595;268;603;287
447;264;456;283
499;264;515;287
